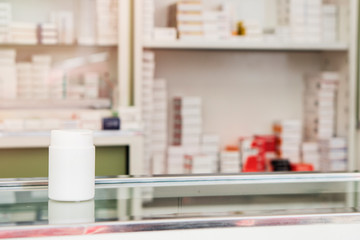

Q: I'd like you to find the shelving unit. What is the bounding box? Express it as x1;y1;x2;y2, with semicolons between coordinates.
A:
0;0;359;176
0;99;111;109
134;0;359;174
0;44;117;48
0;1;133;123
0;0;137;174
143;40;349;51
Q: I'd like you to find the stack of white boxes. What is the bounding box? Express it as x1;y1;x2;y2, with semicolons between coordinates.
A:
16;62;32;99
183;134;219;174
274;120;302;164
169;1;231;41
322;4;338;43
67;80;85;100
153;28;177;41
143;0;155;41
95;0;118;45
78;0;96;45
305;0;322;43
304;72;339;140
184;154;217;174
151;79;168;175
0;3;11;43
50;11;75;45
302;142;320;171
304;72;345;171
167;146;185;174
173;97;202;147
142;51;155;175
276;0;291;42
32;55;51;100
277;0;306;42
201;134;220;170
0;49;16;99
319;138;347;171
169;0;203;41
48;69;63;100
276;0;334;43
84;73;100;99
39;23;58;45
202;8;231;41
220;149;241;173
242;21;263;42
10;23;37;45
79;112;102;130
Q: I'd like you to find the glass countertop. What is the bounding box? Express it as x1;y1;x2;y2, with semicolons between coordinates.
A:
1;173;360;238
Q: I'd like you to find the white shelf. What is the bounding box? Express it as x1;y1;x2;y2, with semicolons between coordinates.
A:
143;40;349;51
0;43;117;48
0;130;141;148
0;99;112;110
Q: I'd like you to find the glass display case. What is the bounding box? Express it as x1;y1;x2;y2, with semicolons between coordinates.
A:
1;173;360;239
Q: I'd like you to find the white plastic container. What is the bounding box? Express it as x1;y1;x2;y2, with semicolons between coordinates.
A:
48;199;95;224
48;130;95;201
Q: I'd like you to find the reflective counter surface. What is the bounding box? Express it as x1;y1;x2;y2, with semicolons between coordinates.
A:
1;173;360;238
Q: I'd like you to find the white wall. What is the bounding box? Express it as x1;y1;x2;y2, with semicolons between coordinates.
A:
154;50;324;146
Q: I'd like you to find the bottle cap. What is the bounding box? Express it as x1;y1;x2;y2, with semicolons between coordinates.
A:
50;130;93;148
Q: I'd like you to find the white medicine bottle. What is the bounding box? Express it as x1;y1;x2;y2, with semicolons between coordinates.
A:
48;130;95;202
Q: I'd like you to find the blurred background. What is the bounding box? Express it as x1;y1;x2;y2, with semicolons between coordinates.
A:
0;0;357;178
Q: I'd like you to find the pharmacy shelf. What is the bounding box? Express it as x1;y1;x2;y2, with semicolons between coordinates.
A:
0;43;117;48
143;40;349;51
0;99;112;110
0;130;144;175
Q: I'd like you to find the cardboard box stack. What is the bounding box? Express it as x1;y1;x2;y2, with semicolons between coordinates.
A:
202;8;231;40
167;146;185;174
10;22;37;45
95;0;118;45
276;0;335;43
143;0;155;41
169;1;231;41
173;96;202;147
151;79;168;175
274;120;302;164
277;0;304;42
39;23;58;45
322;4;338;43
16;62;32;99
304;72;339;140
142;51;155;175
302;142;320;171
242;21;263;42
84;73;100;99
31;55;52;100
304;71;348;171
153;27;177;41
50;11;75;45
49;69;66;100
184;154;217;174
201;134;219;164
0;49;17;99
0;3;11;43
78;0;96;45
183;133;220;174
305;0;322;43
319;138;347;171
220;146;240;173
